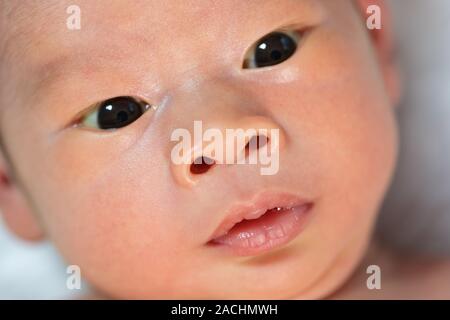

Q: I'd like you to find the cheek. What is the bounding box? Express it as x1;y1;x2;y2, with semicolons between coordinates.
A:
51;170;197;296
315;85;398;240
15;128;200;295
245;24;398;246
309;27;399;235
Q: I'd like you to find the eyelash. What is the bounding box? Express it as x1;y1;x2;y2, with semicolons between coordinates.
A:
242;28;302;69
72;96;152;130
73;27;304;131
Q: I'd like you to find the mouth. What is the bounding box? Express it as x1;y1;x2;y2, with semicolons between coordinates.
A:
206;192;314;256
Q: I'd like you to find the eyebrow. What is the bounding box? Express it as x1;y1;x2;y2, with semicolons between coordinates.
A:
28;27;161;103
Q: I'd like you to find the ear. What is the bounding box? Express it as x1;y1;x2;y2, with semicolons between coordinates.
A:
356;0;402;106
0;150;44;241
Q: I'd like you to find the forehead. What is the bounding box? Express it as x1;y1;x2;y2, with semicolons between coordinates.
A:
1;0;325;97
2;0;321;61
5;0;316;25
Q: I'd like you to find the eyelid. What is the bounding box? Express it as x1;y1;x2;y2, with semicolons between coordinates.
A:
70;96;151;130
242;27;306;69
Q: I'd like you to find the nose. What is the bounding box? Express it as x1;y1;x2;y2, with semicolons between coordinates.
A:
168;82;287;187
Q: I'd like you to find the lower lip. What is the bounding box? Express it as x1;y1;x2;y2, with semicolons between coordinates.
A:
207;203;313;256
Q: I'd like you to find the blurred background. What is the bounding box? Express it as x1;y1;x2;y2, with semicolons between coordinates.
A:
1;0;450;298
377;0;450;254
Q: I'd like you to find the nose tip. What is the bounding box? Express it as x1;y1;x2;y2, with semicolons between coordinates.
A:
170;116;286;187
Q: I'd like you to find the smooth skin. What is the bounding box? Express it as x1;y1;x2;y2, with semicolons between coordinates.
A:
0;0;430;299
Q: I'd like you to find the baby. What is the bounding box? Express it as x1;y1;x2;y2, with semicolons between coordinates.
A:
0;0;449;299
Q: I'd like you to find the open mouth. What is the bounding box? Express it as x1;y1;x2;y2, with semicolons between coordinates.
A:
207;193;313;256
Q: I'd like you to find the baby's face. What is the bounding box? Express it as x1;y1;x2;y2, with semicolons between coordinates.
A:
0;0;398;298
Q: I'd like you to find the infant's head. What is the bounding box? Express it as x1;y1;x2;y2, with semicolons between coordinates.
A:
0;0;399;298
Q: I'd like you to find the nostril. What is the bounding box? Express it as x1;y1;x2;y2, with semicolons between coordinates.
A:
190;156;215;175
245;135;269;156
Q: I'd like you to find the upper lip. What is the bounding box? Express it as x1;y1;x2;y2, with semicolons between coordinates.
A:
207;191;313;242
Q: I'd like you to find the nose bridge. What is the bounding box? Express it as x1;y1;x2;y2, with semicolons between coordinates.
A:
168;78;276;141
168;80;286;188
174;79;255;124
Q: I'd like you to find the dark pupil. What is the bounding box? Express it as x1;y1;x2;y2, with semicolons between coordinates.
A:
97;97;143;129
254;32;297;68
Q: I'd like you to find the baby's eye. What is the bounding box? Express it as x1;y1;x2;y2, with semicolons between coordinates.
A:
80;96;151;130
243;30;300;69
